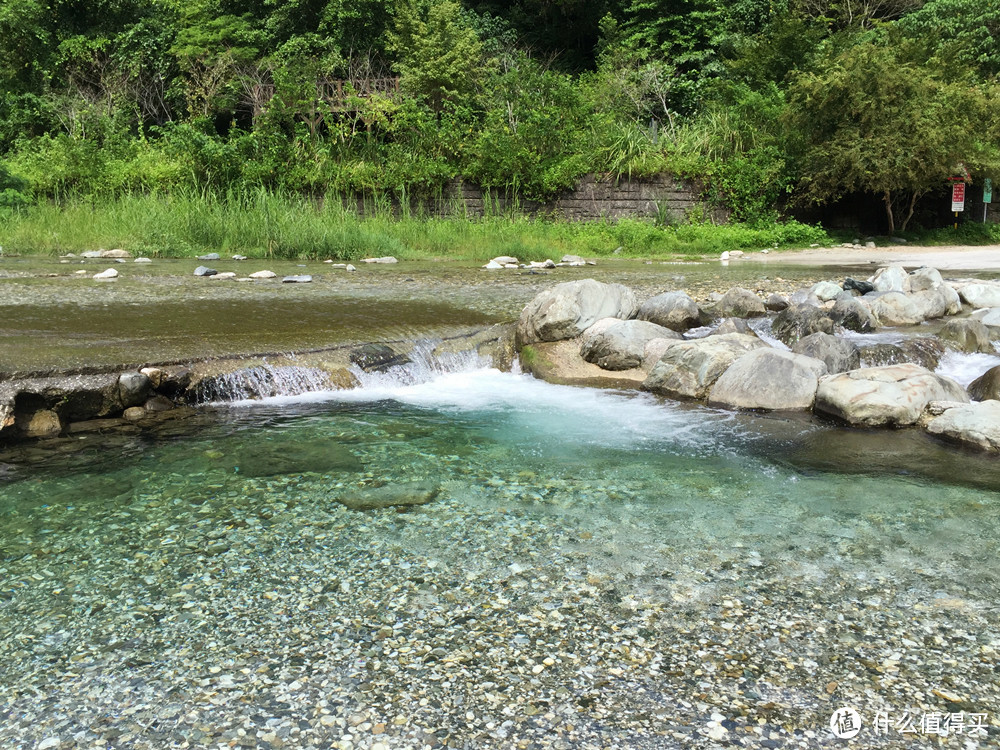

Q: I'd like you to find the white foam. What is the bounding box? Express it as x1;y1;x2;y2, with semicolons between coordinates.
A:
935;350;1000;387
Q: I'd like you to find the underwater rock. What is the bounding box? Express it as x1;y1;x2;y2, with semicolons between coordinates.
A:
336;480;441;510
350;343;411;373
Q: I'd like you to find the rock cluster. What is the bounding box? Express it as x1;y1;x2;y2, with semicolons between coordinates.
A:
516;269;1000;453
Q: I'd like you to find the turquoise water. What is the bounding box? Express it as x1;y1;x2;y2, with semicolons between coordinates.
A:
2;368;999;747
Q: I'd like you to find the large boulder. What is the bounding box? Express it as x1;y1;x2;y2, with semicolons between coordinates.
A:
765;293;789;312
641;334;766;400
708;349;827;411
959;283;1000;308
870;265;911;293
712;287;766;318
858;338;944;370
938;319;994;354
971;307;1000;333
926;400;1000;452
636;291;701;331
908;267;944;292
868;292;925;326
580;319;681;371
520;340;650;389
118;372;152;408
829;296;876;332
516;280;639;346
968;366;1000;401
815;364;969;426
772;304;834;346
792;332;860;374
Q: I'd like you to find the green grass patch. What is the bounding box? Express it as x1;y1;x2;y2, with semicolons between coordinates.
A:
0;190;832;260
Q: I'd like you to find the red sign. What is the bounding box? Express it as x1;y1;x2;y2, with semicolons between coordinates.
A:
952;182;966;212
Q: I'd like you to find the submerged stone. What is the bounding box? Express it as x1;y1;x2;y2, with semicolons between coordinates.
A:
336;481;441;510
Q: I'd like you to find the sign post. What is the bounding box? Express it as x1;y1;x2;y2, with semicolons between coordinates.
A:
985;178;993;223
950;180;966;229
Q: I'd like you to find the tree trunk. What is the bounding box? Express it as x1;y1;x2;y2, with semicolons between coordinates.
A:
883;190;896;235
899;190;924;233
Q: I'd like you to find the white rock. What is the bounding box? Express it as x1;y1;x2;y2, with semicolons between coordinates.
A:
362;256;398;264
134;257;152;263
38;739;61;750
484;260;503;269
208;271;237;279
249;270;277;279
74;269;87;275
720;251;730;261
560;254;584;263
492;255;519;265
959;283;1000;308
93;268;118;279
346;264;356;272
927;400;1000;452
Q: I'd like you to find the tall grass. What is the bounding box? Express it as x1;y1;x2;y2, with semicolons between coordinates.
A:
0;188;830;260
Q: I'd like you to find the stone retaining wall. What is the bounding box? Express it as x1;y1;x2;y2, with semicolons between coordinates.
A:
344;173;726;224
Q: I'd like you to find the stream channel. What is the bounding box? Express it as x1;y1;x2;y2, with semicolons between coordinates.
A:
1;255;998;748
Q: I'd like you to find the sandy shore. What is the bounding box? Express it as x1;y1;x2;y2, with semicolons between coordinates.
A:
745;244;1000;271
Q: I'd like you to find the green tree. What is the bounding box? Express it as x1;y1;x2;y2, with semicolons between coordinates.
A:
785;39;1000;233
389;0;484;112
896;0;1000;78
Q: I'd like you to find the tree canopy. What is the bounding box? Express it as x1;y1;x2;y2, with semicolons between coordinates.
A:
1;0;998;229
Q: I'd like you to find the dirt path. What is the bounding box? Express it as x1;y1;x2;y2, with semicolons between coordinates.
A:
748;243;1000;270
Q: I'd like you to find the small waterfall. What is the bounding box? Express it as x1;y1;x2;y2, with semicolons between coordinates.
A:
349;341;493;389
197;339;499;404
193;364;334;403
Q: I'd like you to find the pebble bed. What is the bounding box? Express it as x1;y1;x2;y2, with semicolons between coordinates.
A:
2;386;999;749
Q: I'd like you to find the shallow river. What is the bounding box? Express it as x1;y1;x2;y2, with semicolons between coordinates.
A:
1;256;999;748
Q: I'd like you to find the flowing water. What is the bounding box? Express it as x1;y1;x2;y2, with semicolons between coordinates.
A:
1;353;999;748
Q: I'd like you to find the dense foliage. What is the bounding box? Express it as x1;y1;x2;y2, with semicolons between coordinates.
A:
1;0;998;234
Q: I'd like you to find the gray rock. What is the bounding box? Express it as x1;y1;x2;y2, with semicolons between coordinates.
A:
968;366;1000;401
908;266;944;292
939;319;994;354
765;293;789;312
712;287;766;318
140;365;192;396
580;319;681;371
708;349;827;411
842;278;875;295
959;283;1000;308
868;292;925;326
926;400;1000;452
197;253;221;260
516;280;640;346
118;372;152;408
194;266;217;277
144;395;175;412
249;270;277;279
636;291;701;331
100;249;131;258
123;406;147;422
815;364;968;426
829;296;876;332
80;250;103;258
641;333;766;400
19;409;62;438
362;256;398;264
337;480;441;510
859;339;944;370
771;304;834;346
282;275;313;283
810;281;843;302
792;332;860;374
870;265;911;293
560;254;585;264
712;318;754;336
350;343;411;373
